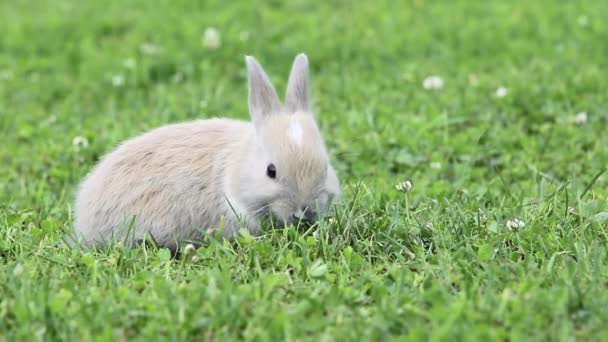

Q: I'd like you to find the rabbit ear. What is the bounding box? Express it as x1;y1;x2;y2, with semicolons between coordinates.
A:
285;53;310;112
246;55;282;124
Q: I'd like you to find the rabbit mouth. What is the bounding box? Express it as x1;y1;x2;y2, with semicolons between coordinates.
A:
252;201;317;228
281;210;318;227
252;202;283;225
257;208;295;228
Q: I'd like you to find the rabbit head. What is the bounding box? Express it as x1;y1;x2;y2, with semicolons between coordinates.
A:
236;54;341;226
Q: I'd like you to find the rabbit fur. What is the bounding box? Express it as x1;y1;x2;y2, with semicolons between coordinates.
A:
71;53;341;250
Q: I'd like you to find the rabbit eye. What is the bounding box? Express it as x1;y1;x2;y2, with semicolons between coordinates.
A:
266;163;277;179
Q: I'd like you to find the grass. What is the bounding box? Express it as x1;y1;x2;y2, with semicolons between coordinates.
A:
1;0;608;340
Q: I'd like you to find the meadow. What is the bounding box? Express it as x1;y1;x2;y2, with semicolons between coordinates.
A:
1;0;608;340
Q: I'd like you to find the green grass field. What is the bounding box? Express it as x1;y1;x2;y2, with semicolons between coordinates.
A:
2;0;608;340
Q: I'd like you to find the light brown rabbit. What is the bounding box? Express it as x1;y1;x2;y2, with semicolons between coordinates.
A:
71;54;341;250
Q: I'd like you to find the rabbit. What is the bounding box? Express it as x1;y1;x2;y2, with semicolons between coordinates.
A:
71;53;341;251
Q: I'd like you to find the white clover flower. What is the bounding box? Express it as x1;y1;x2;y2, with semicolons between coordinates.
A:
13;263;24;276
312;230;319;240
574;112;588;124
239;31;250;42
111;74;125;87
172;72;184;83
396;180;412;193
430;162;442;170
422;75;444;90
139;43;161;55
0;69;13;80
568;206;576;214
72;136;89;148
495;86;508;98
123;58;137;70
506;218;525;231
202;27;221;49
468;73;479;86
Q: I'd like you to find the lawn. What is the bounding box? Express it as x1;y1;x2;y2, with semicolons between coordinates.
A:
1;0;608;340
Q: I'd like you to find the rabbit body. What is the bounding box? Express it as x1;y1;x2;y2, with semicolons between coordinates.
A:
74;119;259;249
72;54;341;250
